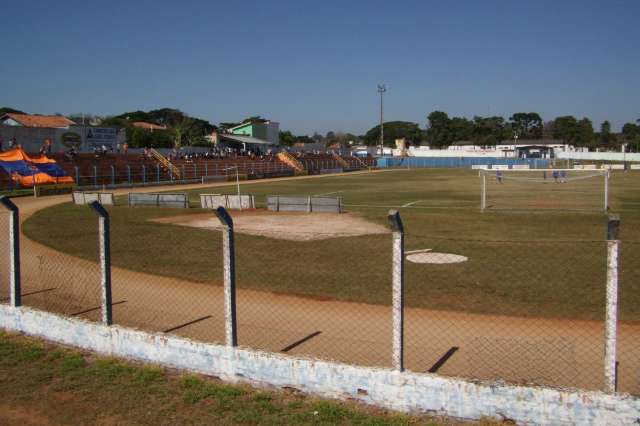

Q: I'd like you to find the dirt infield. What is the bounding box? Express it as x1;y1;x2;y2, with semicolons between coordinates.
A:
151;210;389;241
6;176;640;394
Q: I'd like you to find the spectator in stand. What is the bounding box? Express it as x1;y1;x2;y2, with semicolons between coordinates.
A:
116;143;121;154
39;141;47;155
9;137;16;150
123;142;129;156
45;138;53;154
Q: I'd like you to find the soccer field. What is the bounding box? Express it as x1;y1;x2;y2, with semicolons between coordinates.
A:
23;168;640;320
16;168;640;390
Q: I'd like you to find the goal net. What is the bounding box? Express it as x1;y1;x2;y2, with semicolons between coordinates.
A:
479;169;609;212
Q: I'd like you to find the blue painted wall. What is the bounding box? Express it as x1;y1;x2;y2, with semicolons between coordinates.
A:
376;157;551;169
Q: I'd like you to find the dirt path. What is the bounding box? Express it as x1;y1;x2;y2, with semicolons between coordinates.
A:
4;175;640;394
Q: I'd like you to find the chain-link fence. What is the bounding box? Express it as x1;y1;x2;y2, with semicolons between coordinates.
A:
235;232;391;367
617;240;640;394
404;236;607;390
2;199;638;395
20;224;101;322
109;215;225;344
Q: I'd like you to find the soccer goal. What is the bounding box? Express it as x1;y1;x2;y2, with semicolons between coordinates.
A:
479;168;610;212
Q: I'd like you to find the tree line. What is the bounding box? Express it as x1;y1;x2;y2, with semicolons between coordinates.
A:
358;112;640;151
3;106;639;151
279;112;640;152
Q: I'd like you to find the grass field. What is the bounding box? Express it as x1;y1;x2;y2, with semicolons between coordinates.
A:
22;169;640;321
2;331;492;425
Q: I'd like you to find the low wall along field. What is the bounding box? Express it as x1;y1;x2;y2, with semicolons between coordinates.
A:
6;168;640;423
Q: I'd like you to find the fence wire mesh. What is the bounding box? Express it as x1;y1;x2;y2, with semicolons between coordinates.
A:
8;198;639;395
0;211;10;304
404;235;607;391
235;231;392;367
20;224;101;322
109;207;225;344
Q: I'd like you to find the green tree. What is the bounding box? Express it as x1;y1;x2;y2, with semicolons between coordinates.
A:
509;112;543;139
622;121;640;152
279;130;296;146
599;120;616;148
449;117;474;142
575;118;596;148
471;116;508;146
425;111;452;148
364;121;423;146
0;107;26;115
552;116;579;144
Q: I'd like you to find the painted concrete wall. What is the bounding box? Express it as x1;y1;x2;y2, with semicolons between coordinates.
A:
1;304;639;425
231;122;280;144
378;157;551;169
0;125;125;153
232;123;254;137
556;151;640;162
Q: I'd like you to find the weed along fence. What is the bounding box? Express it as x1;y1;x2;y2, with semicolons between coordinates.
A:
72;191;115;205
200;194;256;210
267;195;343;213
1;198;640;424
127;192;189;208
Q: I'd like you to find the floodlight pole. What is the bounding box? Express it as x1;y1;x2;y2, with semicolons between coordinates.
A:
378;84;386;157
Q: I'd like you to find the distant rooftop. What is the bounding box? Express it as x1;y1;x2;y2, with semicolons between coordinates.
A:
1;113;76;128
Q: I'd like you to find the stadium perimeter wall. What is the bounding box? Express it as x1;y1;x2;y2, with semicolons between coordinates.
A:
1;303;639;425
377;157;551;169
556;151;640;162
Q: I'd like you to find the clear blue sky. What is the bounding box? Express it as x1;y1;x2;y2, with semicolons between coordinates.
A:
1;0;638;135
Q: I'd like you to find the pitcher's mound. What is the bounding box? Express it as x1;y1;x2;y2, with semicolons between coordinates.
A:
152;211;389;241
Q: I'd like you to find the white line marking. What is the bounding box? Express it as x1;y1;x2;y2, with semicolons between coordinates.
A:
406;249;432;254
401;200;421;207
315;190;344;196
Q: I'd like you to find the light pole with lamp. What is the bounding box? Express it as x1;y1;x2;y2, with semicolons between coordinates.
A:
378;84;386;156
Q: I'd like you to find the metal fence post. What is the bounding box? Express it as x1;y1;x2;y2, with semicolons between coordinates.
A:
604;214;620;393
388;210;404;372
127;165;131;185
214;206;237;347
0;196;21;307
111;165;115;186
142;165;147;186
93;165;98;187
156;164;161;184
89;201;112;326
75;166;79;185
604;171;609;213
